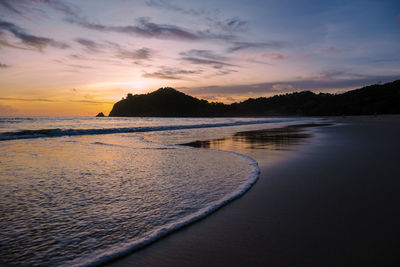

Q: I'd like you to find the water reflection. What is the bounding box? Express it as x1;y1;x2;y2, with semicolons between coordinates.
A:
182;123;332;151
0;133;256;266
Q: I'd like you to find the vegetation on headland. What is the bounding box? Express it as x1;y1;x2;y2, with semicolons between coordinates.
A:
107;80;400;117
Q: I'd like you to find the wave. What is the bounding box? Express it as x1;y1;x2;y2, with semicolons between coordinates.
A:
0;119;294;141
91;141;176;150
66;147;260;267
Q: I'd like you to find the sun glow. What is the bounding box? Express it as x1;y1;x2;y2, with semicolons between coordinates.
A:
0;0;399;116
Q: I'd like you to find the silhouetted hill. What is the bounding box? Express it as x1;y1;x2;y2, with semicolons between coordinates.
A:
108;80;400;117
109;87;231;117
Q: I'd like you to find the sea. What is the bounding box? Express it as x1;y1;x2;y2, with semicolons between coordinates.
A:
0;116;319;266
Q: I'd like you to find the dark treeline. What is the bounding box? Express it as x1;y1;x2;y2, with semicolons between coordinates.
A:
108;80;400;117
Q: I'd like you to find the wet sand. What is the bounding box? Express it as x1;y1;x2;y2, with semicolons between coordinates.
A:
109;115;400;267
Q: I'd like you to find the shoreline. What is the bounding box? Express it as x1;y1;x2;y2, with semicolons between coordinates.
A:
108;115;400;266
0;117;319;266
76;119;322;267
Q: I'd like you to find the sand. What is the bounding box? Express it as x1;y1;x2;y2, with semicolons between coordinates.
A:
108;115;400;267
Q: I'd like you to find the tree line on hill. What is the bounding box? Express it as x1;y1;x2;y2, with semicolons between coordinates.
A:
107;80;400;117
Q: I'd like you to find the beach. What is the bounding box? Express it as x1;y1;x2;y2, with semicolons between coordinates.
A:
0;117;313;266
2;1;398;265
109;115;400;267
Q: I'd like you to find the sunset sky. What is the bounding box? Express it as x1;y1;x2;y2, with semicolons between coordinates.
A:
0;0;399;116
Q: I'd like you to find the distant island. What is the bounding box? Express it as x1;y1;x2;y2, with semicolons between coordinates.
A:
107;80;400;117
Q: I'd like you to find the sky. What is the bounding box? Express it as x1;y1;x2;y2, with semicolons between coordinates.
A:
0;0;399;116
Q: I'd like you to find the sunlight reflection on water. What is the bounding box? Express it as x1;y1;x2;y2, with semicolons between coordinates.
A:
0;134;254;266
0;117;324;266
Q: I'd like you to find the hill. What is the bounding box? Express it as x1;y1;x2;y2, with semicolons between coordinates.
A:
108;80;400;117
109;87;230;117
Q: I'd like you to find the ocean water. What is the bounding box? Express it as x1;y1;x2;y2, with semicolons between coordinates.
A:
0;117;314;266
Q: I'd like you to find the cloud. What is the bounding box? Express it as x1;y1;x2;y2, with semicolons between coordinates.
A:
197;30;237;42
397;13;400;23
67;41;153;66
199;95;237;103
180;49;228;61
293;54;311;60
0;20;69;50
130;17;200;40
116;47;153;60
214;69;238;76
67;15;239;43
222;18;247;32
0;103;19;116
0;0;81;19
0;1;23;16
75;38;105;53
178;49;238;75
243;57;271;65
272;84;294;91
66;18;107;31
65;52;150;68
0;97;55;102
0;96;111;106
145;0;205;16
200;95;218;101
312;70;373;81
142;66;203;80
207;17;247;33
103;41;121;49
260;53;288;61
66;64;95;69
146;1;246;35
41;0;80;19
227;41;286;52
232;51;288;65
0;32;30;50
0;62;10;68
225;96;236;102
69;54;86;60
319;46;343;53
179;49;235;69
68;16;200;41
71;99;114;105
182;74;400;96
180;57;234;67
146;1;246;41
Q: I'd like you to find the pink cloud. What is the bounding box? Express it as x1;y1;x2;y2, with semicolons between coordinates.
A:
272;84;294;91
260;53;288;61
233;51;287;64
293;54;311;60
